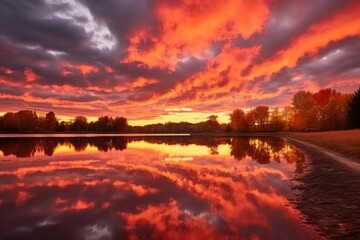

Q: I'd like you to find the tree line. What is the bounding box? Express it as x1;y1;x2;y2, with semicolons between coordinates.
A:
229;87;359;132
0;111;128;133
0;87;359;133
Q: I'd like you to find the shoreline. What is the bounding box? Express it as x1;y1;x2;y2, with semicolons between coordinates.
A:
286;138;360;239
287;137;360;170
0;133;191;138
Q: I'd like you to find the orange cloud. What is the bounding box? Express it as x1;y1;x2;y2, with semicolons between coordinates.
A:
0;66;14;74
248;1;360;79
62;62;100;75
77;64;99;75
102;202;111;209
15;190;31;206
129;184;158;196
73;200;95;211
105;66;113;73
55;197;68;205
62;70;72;76
24;68;39;82
124;0;271;68
56;200;96;213
142;45;261;108
132;77;159;88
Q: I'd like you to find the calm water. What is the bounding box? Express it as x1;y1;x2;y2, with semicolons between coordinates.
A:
0;136;319;240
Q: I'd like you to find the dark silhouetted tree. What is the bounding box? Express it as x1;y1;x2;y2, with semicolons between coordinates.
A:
192;121;212;132
207;115;220;132
0;116;3;131
17;110;38;131
71;116;88;131
113;117;128;132
97;116;113;131
45;111;59;131
2;112;19;131
346;87;360;129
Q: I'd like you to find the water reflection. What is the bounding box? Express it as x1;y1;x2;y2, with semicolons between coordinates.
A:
0;137;128;157
0;137;316;239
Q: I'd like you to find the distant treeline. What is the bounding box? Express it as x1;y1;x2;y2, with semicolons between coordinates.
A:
0;112;128;133
0;87;359;133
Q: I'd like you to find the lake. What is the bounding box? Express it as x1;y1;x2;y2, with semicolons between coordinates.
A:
0;136;320;239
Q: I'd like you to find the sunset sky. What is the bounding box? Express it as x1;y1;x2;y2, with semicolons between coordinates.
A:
0;0;360;125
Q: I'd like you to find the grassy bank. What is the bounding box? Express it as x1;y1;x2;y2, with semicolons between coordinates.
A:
288;129;360;159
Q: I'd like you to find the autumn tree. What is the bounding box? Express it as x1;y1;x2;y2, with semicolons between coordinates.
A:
346;87;360;129
312;88;340;107
230;109;248;132
320;94;350;130
292;91;312;109
311;88;347;130
268;108;285;132
246;110;256;129
282;106;295;131
292;91;318;130
251;106;269;130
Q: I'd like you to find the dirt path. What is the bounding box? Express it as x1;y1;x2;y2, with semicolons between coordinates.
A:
286;138;360;239
288;138;360;172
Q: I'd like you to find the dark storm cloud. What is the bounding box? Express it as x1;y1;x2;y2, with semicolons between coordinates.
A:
298;36;360;82
29;88;100;103
0;85;25;96
58;94;99;102
256;35;360;96
256;0;345;60
0;0;88;53
0;97;112;117
79;0;155;47
236;0;349;77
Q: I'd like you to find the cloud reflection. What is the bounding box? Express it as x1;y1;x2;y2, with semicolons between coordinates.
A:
0;137;316;239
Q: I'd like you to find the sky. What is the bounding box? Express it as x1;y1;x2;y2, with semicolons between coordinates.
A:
0;0;360;125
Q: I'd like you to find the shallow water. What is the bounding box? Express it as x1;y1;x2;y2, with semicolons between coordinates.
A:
0;136;319;239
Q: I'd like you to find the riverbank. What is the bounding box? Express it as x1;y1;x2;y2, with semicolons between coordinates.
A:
287;138;360;239
287;130;360;160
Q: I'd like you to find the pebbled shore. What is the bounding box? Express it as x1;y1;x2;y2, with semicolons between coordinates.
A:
287;138;360;240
